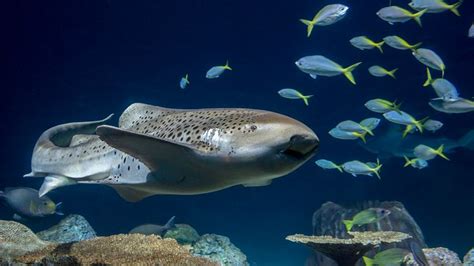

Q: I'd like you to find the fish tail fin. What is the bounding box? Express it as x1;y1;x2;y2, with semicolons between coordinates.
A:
299;19;315;37
449;1;462;16
355;131;367;143
302;95;313;106
402;125;413;138
403;156;413;167
362;126;374;136
185;74;190;84
342;62;363;85
392;100;403;113
423;68;433;87
223;60;232;71
387;68;398;79
373;158;382;179
412;9;427;27
411;42;423;51
336;165;344;173
458;130;474;150
436;145;450;160
165;216;176;229
375;41;384;53
415;117;430;133
362;256;374;266
342;220;354;231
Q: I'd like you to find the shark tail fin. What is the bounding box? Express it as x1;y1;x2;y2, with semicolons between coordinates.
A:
435;145;450;161
342;219;354;231
423;68;433;87
342;62;363;85
458;130;474;150
165;216;176;229
449;1;462;16
412;9;427;27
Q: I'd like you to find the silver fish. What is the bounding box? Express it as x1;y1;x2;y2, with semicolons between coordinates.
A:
299;4;349;37
429;98;474;114
409;0;462;16
376;6;427;27
413;48;445;76
129;216;175;236
342;160;382;178
295;55;362;85
26;103;319;202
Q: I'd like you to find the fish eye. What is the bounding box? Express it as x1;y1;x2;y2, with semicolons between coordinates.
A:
43;202;48;206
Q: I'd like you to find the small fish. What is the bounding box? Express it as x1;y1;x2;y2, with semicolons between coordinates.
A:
404;156;429;169
413;144;449;160
299;4;349;37
429;98;474;114
315;159;343;172
368;65;398;79
342;207;390;231
409;0;462;16
413;48;445;77
383;110;428;133
0;187;63;218
469;23;474;38
329;128;368;143
350;36;384;53
295;55;362;85
423;119;443;132
423;68;459;101
342;159;382;179
278;89;313;106
336;119;378;136
206;61;232;79
383;35;422;51
365;98;402;113
376;6;427;27
360;118;381;132
363;248;409;266
129;216;176;236
179;74;190;89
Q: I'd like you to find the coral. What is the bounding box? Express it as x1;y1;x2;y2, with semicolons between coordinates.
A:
465;248;474;266
286;231;411;266
164;223;200;245
0;220;50;260
192;234;249;266
404;247;462;265
36;214;96;243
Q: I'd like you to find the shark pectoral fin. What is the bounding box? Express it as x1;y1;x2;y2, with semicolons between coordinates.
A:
96;125;195;172
24;172;47;178
109;185;157;202
39;175;77;197
242;180;272;187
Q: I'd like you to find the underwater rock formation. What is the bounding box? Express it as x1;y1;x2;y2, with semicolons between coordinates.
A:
36;214;96;243
0;220;216;265
0;220;50;259
164;223;200;245
312;201;426;248
405;247;462;265
287;231;411;266
192;234;249;266
465;248;474;266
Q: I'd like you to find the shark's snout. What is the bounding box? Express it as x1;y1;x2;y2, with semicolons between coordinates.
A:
282;134;319;159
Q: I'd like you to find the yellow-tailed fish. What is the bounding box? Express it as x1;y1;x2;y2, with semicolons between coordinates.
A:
315;159;343;173
342;159;383;179
376;6;427;27
365;98;402;113
206;60;232;79
300;4;349;37
413;48;445;77
342;207;390;231
295;55;362;85
409;0;463;16
278;88;313;106
368;65;398;79
383;35;422;51
404;156;429;169
363;248;409;266
414;144;449;160
350;36;384;53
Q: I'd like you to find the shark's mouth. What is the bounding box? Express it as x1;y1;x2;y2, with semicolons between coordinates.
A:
281;134;319;160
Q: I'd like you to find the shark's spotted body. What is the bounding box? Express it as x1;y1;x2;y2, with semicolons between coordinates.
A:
27;103;319;202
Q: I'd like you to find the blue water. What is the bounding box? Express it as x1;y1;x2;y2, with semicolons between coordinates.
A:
2;0;474;265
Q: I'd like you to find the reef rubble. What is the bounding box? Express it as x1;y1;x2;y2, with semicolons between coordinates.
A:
36;214;96;243
192;234;249;266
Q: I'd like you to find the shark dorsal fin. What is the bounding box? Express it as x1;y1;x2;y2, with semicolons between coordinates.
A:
96;125;196;173
119;103;182;129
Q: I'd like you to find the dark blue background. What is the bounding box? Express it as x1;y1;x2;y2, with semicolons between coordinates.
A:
2;0;474;265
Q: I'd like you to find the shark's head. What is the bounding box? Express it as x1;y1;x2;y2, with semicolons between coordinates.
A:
224;111;319;178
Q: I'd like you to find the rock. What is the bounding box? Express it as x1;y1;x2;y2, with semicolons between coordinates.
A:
465;248;474;266
14;234;218;265
405;247;462;265
0;220;50;260
286;231;411;266
36;214;96;243
192;234;249;266
164;223;200;245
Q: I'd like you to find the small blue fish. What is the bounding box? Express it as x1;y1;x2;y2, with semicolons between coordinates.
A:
315;159;343;172
412;48;445;77
179;74;190;89
206;61;232;79
342;160;382;178
329;128;367;143
278;89;313;106
295;55;362;85
404;156;429;169
376;6;427;27
423;68;458;101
